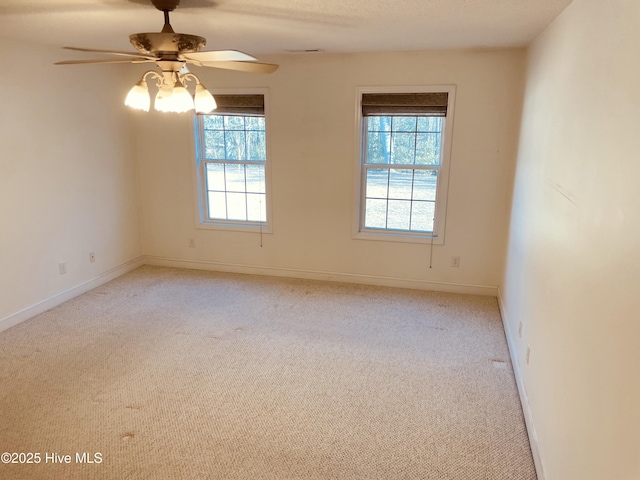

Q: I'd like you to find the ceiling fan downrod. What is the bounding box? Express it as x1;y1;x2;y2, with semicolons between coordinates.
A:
161;10;174;33
150;0;181;12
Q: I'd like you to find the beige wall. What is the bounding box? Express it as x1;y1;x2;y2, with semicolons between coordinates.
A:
134;49;525;293
501;0;640;478
0;39;142;327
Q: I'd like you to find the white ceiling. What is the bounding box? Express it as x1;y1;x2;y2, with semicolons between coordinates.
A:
0;0;573;56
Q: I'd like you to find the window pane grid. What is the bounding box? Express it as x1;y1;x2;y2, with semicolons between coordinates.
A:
205;162;266;222
362;114;442;234
363;165;438;232
203;114;266;162
364;116;443;167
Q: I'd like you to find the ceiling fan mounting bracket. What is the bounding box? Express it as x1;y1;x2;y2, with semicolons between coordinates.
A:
150;0;181;12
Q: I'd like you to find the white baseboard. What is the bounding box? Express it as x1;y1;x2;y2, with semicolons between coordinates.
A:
0;256;144;333
497;289;546;480
143;255;498;296
0;256;496;334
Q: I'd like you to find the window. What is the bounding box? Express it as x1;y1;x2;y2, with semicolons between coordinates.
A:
194;93;270;230
355;87;455;244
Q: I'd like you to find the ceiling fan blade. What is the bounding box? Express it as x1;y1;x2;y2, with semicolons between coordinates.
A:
181;50;258;63
188;60;279;74
63;46;156;59
55;59;155;65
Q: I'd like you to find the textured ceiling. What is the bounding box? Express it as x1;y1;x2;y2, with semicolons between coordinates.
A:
0;0;573;55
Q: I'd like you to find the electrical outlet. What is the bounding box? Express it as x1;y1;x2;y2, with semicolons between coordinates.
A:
188;238;195;248
526;346;531;365
89;252;96;263
518;322;523;338
451;256;461;268
58;262;67;275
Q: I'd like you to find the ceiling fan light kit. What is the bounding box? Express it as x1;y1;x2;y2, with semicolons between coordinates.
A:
56;0;278;115
125;69;216;113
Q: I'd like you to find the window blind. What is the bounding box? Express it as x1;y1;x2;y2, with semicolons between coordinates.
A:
361;92;448;116
210;94;264;115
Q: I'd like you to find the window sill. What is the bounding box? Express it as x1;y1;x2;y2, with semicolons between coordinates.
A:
353;230;444;245
197;222;272;234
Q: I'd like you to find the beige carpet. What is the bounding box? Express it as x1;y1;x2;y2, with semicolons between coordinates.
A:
0;266;536;479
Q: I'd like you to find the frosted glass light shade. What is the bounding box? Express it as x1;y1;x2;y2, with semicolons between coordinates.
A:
154;88;174;112
124;80;150;112
167;81;194;113
194;84;217;113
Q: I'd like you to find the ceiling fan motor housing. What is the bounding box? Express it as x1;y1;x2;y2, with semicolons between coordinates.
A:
129;32;206;55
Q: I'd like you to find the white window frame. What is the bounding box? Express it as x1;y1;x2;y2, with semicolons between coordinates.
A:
352;85;456;245
193;88;273;233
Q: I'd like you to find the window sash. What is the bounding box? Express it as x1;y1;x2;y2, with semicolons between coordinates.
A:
362;116;444;167
201;113;266;162
203;161;267;224
361;164;440;234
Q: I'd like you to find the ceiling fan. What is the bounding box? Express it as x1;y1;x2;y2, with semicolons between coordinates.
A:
55;0;279;113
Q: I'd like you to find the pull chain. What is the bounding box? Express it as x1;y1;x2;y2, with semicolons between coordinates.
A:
259;198;263;248
428;234;434;269
428;218;435;268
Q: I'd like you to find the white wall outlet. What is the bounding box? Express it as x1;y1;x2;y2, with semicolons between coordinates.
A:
526;346;531;365
58;262;67;275
518;322;523;338
451;256;461;268
89;252;96;263
188;238;195;248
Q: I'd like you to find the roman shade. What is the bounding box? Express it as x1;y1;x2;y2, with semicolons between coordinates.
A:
361;92;448;116
211;94;265;115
